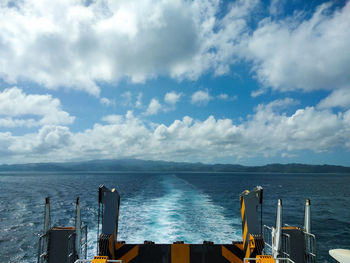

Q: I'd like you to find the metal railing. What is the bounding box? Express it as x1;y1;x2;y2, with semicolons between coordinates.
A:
263;225;273;255
304;232;316;263
74;260;122;263
262;226;291;258
81;224;88;259
66;224;88;262
263;225;317;263
244;258;295;263
67;232;76;263
37;233;48;263
280;233;291;259
37;224;88;263
263;225;291;258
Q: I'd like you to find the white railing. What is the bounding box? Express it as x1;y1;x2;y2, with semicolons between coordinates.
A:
263;225;273;255
263;225;291;258
37;233;48;263
304;232;317;263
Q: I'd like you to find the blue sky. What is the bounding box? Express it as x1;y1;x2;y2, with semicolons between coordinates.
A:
0;0;349;165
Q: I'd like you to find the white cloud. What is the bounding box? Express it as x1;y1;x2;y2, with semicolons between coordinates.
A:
2;99;350;164
135;93;143;108
144;98;162;116
217;93;228;100
243;1;350;93
217;93;237;101
120;91;133;107
0;0;259;95
102;115;123;124
0;0;348;98
251;89;266;98
191;90;212;105
100;97;114;106
317;88;350;109
269;0;285;16
164;91;182;105
7;125;72;157
281;152;297;158
0;87;74;127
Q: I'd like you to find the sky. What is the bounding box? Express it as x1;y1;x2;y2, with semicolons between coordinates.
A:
0;0;350;165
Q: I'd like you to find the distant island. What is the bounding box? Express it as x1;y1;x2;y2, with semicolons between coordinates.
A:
0;159;349;173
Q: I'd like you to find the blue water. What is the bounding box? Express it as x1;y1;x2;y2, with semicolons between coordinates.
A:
0;172;349;262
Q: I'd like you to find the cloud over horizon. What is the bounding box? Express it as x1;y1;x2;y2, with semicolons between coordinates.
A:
1;99;349;164
0;87;74;128
0;0;349;165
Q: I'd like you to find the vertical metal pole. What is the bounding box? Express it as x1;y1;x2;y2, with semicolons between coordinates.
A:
97;185;103;254
304;199;311;233
43;197;50;262
37;236;42;263
75;197;82;258
260;188;263;235
273;199;282;258
44;197;50;234
85;225;88;259
97;201;100;254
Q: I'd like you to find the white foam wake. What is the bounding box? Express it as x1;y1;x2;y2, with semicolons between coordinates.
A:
117;174;241;243
86;174;242;257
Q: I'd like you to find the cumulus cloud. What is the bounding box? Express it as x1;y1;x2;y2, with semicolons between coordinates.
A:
102;115;123;124
6;125;72;159
243;1;350;93
144;98;162;116
0;87;74;127
191;90;212;105
317;88;350;109
1;100;350;164
269;0;285;16
100;97;114;106
0;0;348;98
164;91;182;105
0;0;260;95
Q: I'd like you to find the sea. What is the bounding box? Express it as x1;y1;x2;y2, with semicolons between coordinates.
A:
0;172;349;263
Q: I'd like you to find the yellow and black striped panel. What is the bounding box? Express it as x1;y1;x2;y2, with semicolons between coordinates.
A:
190;243;243;263
221;244;244;263
113;243;244;263
240;197;251;259
115;244;139;263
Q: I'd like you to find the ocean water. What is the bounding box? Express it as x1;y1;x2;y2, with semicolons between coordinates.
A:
0;172;349;262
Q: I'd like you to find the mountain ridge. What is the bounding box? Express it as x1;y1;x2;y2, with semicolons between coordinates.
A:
0;159;349;173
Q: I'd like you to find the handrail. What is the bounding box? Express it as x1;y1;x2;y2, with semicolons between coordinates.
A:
81;224;88;259
37;233;48;263
244;258;295;263
304;231;317;262
67;232;76;263
74;260;122;263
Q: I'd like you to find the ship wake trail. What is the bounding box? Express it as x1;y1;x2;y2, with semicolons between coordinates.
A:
117;174;241;244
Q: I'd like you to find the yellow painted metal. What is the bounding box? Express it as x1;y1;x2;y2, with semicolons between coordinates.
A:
108;234;114;259
115;241;124;251
241;199;245;221
256;255;276;263
171;244;190;263
119;245;139;263
282;226;300;230
221;245;242;263
91;256;108;263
